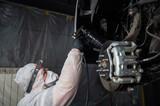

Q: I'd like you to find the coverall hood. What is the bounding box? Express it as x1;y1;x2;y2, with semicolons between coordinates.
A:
14;63;58;93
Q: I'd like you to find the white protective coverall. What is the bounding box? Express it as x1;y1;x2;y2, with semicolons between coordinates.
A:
14;49;82;106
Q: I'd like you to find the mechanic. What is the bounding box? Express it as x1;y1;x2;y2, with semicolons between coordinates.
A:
14;38;85;106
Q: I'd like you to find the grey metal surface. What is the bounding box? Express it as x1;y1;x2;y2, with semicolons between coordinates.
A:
107;41;142;84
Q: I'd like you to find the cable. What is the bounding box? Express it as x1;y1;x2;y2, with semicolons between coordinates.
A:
139;20;160;63
146;63;160;71
82;53;89;106
137;32;147;47
138;7;152;47
74;0;79;32
146;20;160;41
139;52;160;63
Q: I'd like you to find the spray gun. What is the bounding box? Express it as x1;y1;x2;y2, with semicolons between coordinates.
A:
72;26;103;50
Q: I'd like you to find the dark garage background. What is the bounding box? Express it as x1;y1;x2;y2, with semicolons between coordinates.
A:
0;0;159;106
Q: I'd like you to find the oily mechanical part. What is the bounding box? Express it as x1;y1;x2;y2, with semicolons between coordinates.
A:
100;77;120;92
124;9;141;41
97;40;119;92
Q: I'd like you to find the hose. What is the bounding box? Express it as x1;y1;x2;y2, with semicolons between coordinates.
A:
139;20;160;63
146;63;160;71
146;20;160;40
82;53;89;106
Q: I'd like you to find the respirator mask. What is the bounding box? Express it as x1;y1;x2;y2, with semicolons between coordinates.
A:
44;71;58;87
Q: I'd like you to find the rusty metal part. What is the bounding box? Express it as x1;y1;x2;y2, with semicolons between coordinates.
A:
100;77;120;92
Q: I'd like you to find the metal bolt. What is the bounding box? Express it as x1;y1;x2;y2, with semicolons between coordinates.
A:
100;74;106;77
103;69;109;72
102;59;108;61
98;64;101;68
96;60;101;63
99;55;104;57
127;87;134;92
96;70;101;72
136;49;141;53
139;69;143;73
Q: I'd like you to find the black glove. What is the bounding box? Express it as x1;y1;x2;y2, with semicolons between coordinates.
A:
72;37;84;52
72;31;102;63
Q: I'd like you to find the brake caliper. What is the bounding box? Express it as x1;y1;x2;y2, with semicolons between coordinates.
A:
97;41;143;91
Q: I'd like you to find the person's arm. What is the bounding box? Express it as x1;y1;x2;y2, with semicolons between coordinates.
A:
52;49;82;106
40;38;84;106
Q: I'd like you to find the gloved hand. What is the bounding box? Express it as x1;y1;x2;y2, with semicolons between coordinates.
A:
72;37;84;52
72;32;102;63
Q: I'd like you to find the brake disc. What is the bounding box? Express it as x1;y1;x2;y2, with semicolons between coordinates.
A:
97;41;120;92
100;77;120;92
